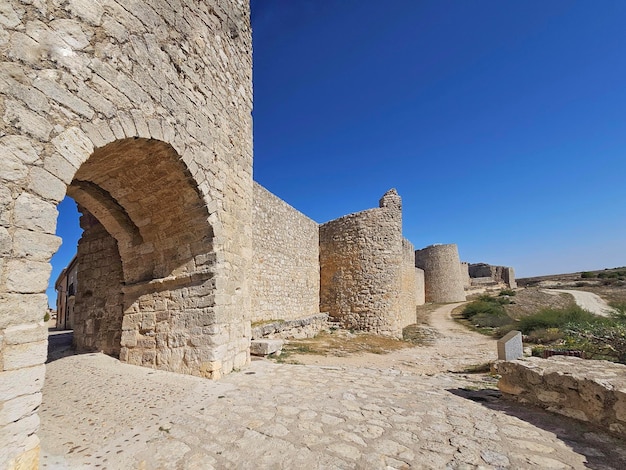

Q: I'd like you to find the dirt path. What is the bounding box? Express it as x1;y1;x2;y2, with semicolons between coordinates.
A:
290;303;498;374
543;289;616;317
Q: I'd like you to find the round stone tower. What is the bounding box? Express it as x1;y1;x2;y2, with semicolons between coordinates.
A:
414;244;466;303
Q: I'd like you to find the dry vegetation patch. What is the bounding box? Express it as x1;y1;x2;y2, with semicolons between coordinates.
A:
504;288;574;319
273;324;437;364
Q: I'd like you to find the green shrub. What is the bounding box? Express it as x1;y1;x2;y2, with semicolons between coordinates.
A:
517;305;597;335
580;271;595;279
564;322;626;364
461;300;505;319
526;327;564;344
43;312;50;322
499;289;516;297
471;312;513;328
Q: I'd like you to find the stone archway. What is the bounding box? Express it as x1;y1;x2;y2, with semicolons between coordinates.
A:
0;0;253;466
64;138;217;366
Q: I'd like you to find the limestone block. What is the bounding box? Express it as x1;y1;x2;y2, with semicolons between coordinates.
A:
0;152;28;182
1;413;40;445
33;78;94;119
13;193;57;234
3;340;48;371
3;100;53;141
0;3;20;28
7;32;43;66
497;330;523;361
0;294;48;329
5;260;51;294
4;322;47;345
65;0;103;25
0;227;10;255
0;392;42;426
13;229;62;261
120;330;137;347
250;339;283;356
51;127;93;169
0;365;45;401
28;166;67;202
43;152;77;184
49;19;92;50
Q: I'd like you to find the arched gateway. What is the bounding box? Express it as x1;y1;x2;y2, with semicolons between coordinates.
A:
0;1;252;467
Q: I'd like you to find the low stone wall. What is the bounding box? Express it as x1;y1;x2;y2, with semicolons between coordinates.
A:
251;313;329;340
496;357;626;439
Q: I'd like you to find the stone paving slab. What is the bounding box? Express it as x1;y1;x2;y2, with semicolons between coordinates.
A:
40;353;626;469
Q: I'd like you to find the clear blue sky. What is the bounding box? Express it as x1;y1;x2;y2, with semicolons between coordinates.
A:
251;0;626;277
49;1;626;306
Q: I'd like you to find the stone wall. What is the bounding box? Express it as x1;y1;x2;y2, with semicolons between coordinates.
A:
400;239;418;326
415;268;426;306
0;0;252;466
415;244;466;303
72;209;124;356
496;357;626;439
320;190;409;337
469;263;517;288
460;261;471;289
251;183;320;322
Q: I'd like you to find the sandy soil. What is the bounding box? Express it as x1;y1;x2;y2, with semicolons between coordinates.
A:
286;302;497;374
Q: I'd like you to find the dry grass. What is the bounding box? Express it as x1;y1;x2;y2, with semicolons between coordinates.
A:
504;288;574;319
273;328;422;364
282;330;412;357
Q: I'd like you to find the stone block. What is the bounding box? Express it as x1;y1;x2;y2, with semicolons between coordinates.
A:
497;330;523;361
51;126;93;169
250;339;283;356
13;193;57;234
0;392;42;426
0;294;48;329
27;166;67;202
4;322;47;345
3;341;48;371
13;229;62;261
0;365;45;401
5;260;52;294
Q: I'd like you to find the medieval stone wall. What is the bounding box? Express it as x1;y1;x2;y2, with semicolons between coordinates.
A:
415;268;426;306
320;190;409;337
0;1;252;466
400;239;418;326
72;209;124;356
415;244;466;303
251;183;320;322
460;261;471;289
469;263;517;288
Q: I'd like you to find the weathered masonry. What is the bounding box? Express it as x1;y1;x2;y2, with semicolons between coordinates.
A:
0;1;252;467
0;1;514;467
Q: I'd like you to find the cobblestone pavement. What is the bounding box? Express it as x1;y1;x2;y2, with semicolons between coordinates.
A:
40;305;626;469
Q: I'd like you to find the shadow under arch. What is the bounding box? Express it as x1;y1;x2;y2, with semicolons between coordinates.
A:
59;137;217;372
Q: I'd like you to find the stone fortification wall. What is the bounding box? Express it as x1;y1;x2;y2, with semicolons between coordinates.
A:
72;209;124;356
415;268;426;306
469;263;517;288
460;262;471;289
251;183;320;322
0;1;252;466
400;239;418;326
320;190;408;337
415;244;466;303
